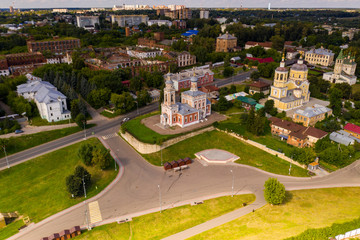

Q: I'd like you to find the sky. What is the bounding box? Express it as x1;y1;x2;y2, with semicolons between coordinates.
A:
1;0;360;9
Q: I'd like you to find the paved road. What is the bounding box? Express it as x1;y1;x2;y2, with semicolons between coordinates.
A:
10;130;360;239
0;103;159;170
215;70;253;87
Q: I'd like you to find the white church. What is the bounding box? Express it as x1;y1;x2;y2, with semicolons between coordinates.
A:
160;72;211;128
323;49;357;85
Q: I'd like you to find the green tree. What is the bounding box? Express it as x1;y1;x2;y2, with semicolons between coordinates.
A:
111;92;135;114
329;88;343;116
264;100;275;114
223;67;234;78
77;143;94;166
270;35;285;51
250;71;260;80
264;178;286;205
247;108;255;130
70;99;80;121
75;113;86;128
137;89;151;107
92;147;111;169
66;166;91;197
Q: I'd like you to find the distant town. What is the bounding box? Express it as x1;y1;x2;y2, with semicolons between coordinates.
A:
0;4;360;240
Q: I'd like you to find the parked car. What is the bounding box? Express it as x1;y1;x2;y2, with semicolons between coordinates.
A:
15;129;24;134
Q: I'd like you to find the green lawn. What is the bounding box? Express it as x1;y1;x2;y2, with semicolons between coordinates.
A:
0;124;95;159
73;194;255;240
217;114;296;157
122;112;182;144
190;187;360;240
143;131;308;177
352;83;360;94
0;138;117;230
29;116;74;126
100;110;119;119
0;220;23;240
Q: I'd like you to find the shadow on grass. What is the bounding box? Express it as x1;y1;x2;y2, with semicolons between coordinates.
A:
282;191;293;205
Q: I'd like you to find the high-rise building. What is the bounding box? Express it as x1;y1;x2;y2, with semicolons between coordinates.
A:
76;16;100;30
111;15;149;27
200;10;209;19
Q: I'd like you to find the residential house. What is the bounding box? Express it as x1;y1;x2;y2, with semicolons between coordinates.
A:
305;47;335;67
199;85;219;99
269;117;328;147
245;41;272;50
248;81;270;95
329;132;355;146
236;96;257;110
293;104;332;127
165;67;214;91
216;32;237;52
344;123;360;140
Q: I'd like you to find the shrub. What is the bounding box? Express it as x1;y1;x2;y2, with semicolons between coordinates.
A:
264;178;286;205
77;143;94;166
66;166;91;197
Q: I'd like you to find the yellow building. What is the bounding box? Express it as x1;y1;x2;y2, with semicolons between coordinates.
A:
216;32;237;52
304;47;335;67
268;56;310;111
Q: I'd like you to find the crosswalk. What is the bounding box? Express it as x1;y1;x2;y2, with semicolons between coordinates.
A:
88;201;102;224
102;133;118;140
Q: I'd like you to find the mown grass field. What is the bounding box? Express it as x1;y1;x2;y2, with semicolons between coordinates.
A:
143;131;308;177
190;187;360;240
73;194;255;240
0;137;117;238
121;112;182;144
0;124;95;159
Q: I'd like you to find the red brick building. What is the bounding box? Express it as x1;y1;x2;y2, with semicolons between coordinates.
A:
27;37;80;53
269;117;327;148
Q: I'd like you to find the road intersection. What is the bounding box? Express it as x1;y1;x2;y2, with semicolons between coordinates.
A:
2;73;360;239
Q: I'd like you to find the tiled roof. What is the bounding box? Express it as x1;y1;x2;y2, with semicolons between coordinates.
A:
246;57;274;63
344;123;360;135
303;127;328;139
245;41;272;48
249;81;270;88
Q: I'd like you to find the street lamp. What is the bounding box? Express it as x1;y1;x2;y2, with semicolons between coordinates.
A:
82;120;86;140
82;173;88;198
289;162;292;175
158;184;162;213
135;100;139;115
230;169;234;197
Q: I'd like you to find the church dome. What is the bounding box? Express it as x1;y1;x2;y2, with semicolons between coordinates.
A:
191;75;197;82
291;63;308;72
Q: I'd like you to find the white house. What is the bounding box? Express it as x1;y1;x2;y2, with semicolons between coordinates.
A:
127;49;162;59
16;79;71;122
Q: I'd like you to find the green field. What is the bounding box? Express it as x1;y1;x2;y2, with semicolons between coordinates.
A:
190;187;360;240
73;194;255;240
100;110;120;119
143;131;308;177
217;114;296;157
0;138;117;230
121;112;182;144
0;124;95;159
29;116;74;126
0;220;23;240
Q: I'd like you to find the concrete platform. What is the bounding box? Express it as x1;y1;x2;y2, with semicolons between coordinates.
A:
141;112;227;135
195;149;240;164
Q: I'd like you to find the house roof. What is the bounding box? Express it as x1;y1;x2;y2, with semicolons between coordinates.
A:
270;117;327;139
245;41;273;48
330;132;354;146
236;96;257;105
218;32;237;40
181;30;198;37
294;104;332;118
17;80;55;94
246;57;274;64
249;81;270;88
344;123;360;135
303;127;328;139
34;85;67;104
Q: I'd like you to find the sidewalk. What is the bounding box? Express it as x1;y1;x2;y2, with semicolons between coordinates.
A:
162;191;266;240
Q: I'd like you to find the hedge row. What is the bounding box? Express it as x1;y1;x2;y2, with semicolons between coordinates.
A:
286;217;360;240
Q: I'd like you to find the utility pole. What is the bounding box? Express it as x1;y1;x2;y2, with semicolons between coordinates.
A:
83;121;86;140
161;147;163;166
114;157;117;171
158;184;162;213
85;209;91;230
289;162;292;175
136;100;139;115
230;169;234;197
2;145;10;168
82;174;87;198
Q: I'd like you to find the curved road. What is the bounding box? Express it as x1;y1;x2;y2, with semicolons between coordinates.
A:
2;100;360;239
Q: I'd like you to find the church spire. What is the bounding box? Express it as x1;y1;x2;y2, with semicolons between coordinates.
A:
280;50;286;68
